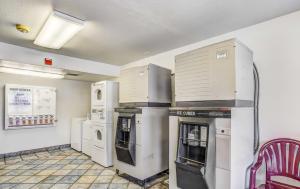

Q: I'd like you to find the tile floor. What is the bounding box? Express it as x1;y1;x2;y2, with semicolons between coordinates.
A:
0;148;168;189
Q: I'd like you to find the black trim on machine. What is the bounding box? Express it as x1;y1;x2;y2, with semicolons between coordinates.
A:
169;109;231;118
119;102;171;108
176;100;253;108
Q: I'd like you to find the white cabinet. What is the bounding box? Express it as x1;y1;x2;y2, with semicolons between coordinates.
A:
71;117;86;151
82;120;93;156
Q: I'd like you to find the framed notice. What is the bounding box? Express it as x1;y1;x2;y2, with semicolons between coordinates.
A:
4;84;57;130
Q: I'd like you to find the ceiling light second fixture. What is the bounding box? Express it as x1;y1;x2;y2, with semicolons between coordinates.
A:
34;11;84;49
0;60;65;79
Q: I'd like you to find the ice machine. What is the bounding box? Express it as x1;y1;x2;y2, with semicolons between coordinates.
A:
114;107;169;184
175;39;253;107
169;108;253;189
171;39;256;189
115;64;171;185
119;64;171;106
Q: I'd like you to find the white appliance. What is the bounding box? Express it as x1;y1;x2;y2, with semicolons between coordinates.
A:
71;117;86;151
175;39;253;106
91;121;113;167
91;81;118;124
91;81;118;167
113;107;169;182
115;64;171;184
169;108;253;189
82;120;93;156
170;39;255;189
119;64;171;105
215;119;231;189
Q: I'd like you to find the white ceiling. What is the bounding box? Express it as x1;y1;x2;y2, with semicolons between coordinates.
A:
1;0;300;65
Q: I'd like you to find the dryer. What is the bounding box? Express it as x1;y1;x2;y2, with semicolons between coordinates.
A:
90;81;118;167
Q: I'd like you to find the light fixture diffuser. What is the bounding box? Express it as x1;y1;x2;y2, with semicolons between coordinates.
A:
34;11;84;49
0;60;65;79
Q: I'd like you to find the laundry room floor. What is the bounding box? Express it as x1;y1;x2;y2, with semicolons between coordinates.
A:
0;148;168;189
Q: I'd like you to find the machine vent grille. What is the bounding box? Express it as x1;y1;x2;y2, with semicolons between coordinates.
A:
119;67;148;103
175;48;211;101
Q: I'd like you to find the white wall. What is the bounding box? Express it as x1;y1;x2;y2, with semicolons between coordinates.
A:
0;42;120;77
123;11;300;143
0;73;91;154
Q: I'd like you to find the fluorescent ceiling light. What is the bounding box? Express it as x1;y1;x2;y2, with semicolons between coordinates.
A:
34;11;84;49
0;60;65;79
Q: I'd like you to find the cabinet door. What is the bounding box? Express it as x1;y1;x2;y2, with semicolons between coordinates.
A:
216;134;231;170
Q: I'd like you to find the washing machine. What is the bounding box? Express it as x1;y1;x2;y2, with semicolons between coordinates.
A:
91;121;113;167
90;81;118;167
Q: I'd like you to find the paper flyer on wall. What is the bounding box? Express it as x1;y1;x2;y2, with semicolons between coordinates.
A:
7;87;33;115
5;84;56;130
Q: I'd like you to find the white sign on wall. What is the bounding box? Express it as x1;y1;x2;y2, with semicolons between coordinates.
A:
5;84;57;130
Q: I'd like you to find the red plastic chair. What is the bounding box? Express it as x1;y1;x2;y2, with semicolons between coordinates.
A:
250;138;300;189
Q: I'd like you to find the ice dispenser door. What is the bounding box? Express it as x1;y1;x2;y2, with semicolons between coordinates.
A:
178;122;208;165
176;121;209;189
115;114;136;166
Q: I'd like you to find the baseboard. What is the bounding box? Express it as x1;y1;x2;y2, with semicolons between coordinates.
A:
0;144;71;158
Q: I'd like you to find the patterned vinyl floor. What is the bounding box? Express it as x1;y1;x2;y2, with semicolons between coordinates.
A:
0;148;168;189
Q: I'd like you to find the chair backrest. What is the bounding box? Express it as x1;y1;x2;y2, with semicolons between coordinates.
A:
257;138;300;181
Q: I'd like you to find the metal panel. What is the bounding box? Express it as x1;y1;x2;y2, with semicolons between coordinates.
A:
119;64;171;104
119;65;149;103
148;64;172;103
176;100;253;108
175;48;211;101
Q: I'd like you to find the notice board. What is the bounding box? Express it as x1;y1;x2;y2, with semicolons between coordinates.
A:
4;84;57;130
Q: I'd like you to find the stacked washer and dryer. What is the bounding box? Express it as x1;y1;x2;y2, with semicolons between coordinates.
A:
90;81;118;167
114;64;171;185
170;39;256;189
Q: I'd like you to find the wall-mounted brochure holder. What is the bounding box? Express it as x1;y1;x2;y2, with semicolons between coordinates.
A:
4;84;57;130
